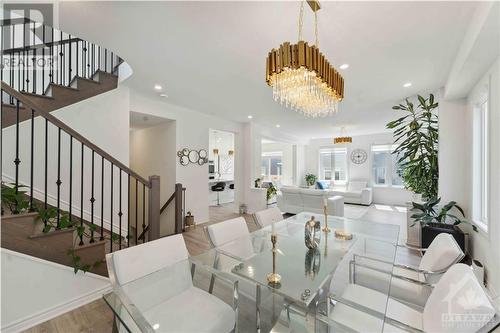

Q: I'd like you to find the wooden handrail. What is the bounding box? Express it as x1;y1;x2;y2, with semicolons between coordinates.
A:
160;192;175;214
2;37;83;54
1;82;150;186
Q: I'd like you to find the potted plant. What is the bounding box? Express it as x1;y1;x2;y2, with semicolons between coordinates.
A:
411;197;477;252
266;183;277;205
254;177;262;188
386;94;439;200
305;174;317;188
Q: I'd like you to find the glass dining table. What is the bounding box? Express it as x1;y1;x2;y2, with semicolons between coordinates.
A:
104;212;400;333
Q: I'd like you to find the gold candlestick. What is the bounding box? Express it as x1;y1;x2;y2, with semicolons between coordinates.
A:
267;234;282;286
322;205;331;232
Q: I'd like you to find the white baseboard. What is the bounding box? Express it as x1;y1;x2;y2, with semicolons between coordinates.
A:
1;249;111;333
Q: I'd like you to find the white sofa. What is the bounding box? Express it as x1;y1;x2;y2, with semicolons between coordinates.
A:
277;187;344;216
330;181;373;205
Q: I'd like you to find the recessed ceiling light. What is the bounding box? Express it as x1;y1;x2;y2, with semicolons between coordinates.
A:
339;64;349;70
247;115;253;119
159;93;168;98
275;124;281;128
154;84;162;90
403;82;412;88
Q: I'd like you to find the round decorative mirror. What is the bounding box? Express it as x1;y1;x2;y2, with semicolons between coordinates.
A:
177;150;183;157
182;148;189;156
180;156;189;166
198;149;208;159
188;150;199;163
198;158;206;166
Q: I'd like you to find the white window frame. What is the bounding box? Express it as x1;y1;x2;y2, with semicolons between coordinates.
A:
472;91;489;233
261;151;283;182
370;144;404;188
318;147;348;184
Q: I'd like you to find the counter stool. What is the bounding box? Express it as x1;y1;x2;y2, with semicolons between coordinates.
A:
211;182;226;206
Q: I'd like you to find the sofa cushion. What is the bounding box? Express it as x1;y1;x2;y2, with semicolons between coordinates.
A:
316;181;329;190
348;181;367;191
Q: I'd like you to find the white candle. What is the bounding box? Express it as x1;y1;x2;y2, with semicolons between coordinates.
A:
323;198;328;207
272;222;276;235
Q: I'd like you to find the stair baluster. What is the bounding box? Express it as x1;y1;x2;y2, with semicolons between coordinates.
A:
90;150;95;243
100;156;105;241
79;142;84;246
56;128;62;228
14;100;20;213
29;109;35;211
119;169;122;250
110;162;114;252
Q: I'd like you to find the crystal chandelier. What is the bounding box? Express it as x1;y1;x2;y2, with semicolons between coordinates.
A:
265;1;344;118
333;126;352;144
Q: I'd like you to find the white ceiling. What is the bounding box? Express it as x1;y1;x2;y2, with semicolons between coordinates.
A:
59;1;481;140
130;111;172;130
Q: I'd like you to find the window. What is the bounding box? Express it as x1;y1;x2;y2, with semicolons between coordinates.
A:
371;145;403;187
472;98;489;232
319;148;347;182
261;152;283;182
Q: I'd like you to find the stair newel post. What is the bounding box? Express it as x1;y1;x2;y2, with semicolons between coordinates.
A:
174;183;183;234
148;175;161;241
111;51;114;74
104;48;108;72
90;150;95;243
118;169;123;250
79;142;84;246
14;99;21;214
56;128;62;228
98;46;101;71
100;156;104;241
29;109;35;211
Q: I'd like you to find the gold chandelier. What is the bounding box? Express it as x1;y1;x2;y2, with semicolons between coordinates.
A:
265;1;344;118
333;126;352;144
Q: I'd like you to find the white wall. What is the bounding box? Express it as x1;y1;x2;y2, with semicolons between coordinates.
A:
1;249;110;333
2;86;130;235
129;121;176;236
304;133;412;205
440;57;500;296
129;90;244;224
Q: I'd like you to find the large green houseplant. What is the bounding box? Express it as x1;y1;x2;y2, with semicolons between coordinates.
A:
386;94;439;200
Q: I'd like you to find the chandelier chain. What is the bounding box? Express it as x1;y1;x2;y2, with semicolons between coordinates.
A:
314;10;319;47
298;1;304;41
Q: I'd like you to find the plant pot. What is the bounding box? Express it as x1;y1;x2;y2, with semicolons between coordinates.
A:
412;193;423;203
421;222;465;253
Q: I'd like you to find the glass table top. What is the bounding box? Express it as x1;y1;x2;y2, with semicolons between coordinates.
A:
191;212;400;309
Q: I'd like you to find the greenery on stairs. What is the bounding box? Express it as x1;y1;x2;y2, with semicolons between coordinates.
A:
2;183;122;274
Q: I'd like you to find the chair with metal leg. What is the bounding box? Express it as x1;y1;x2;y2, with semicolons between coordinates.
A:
106;234;238;333
349;233;465;307
211;182;226;206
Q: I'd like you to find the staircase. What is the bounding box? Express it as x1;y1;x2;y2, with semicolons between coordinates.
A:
1;17;183;277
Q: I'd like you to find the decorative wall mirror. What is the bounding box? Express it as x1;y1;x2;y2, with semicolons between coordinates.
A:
177;148;208;166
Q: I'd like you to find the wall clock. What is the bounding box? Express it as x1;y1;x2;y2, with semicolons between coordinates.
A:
350;149;367;164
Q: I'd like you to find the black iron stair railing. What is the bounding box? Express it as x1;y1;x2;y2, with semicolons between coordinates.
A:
1;18;122;98
1;82;161;252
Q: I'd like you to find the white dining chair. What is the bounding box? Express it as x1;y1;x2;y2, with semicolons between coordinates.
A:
106;234;237;333
351;233;465;307
253;207;284;228
205;217;280;331
327;263;498;333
